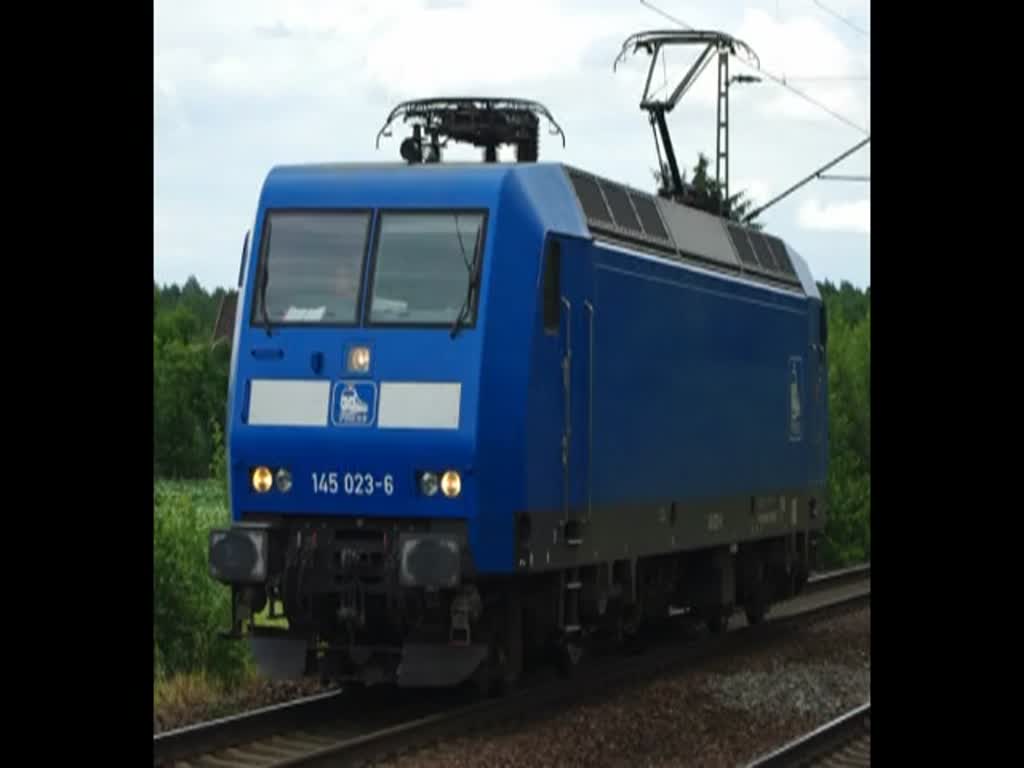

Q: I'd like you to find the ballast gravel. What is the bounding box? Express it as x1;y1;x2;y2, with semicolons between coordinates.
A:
386;605;870;768
153;678;334;734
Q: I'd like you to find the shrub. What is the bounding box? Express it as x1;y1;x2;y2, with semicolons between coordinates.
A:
153;338;230;479
153;481;251;684
209;417;227;491
821;305;871;568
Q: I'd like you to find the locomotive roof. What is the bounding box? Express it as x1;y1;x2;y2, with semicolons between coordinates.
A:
261;162;819;299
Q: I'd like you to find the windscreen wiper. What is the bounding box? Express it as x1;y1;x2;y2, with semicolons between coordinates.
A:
259;250;273;337
450;219;482;339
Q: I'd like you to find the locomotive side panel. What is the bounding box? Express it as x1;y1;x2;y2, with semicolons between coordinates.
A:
591;244;809;498
515;234;821;574
584;241;815;559
519;233;594;571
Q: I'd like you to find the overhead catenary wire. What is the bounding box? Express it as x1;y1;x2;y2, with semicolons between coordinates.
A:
781;74;870;82
637;1;869;135
731;57;869;135
633;1;871;215
818;173;869;182
639;0;692;30
811;0;870;37
743;136;870;222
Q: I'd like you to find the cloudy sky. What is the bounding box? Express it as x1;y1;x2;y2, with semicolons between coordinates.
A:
155;0;870;291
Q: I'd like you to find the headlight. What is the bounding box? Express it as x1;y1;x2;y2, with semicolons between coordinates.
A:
251;466;273;493
209;527;268;583
347;345;371;373
275;468;293;493
441;470;461;498
419;471;439;496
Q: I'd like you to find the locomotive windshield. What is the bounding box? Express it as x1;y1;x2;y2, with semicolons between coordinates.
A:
368;211;484;326
253;211;370;326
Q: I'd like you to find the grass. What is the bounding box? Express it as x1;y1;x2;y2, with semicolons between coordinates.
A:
153;478;292;724
154;671;236;729
153;670;329;733
154;478;252;687
155;477;229;517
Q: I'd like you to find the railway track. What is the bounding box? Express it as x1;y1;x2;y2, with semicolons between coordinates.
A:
152;687;455;767
746;702;871;767
154;564;869;768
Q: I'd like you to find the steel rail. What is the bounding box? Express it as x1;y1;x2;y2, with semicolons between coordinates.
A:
745;701;871;767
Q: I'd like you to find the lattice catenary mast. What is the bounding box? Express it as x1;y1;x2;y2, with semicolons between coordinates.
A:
614;30;761;212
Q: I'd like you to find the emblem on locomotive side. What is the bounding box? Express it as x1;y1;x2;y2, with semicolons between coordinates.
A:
340;386;368;421
332;381;377;427
789;357;803;441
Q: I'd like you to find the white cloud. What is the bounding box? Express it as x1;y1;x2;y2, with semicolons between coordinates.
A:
736;9;868;129
802;0;871;32
154;0;871;290
733;177;771;207
361;1;651;95
600;5;869;139
798;198;869;235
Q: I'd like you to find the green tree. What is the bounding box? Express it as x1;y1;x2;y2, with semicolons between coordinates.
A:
154;277;232;478
819;279;870;327
653;153;762;227
819;285;871;566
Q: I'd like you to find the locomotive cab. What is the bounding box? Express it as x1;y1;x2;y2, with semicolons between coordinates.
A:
210;99;573;691
210;196;504;688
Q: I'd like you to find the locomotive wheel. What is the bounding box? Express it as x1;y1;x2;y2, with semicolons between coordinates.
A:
554;638;583;676
504;590;524;685
744;601;769;625
793;567;809;596
477;651;506;698
474;591;524;698
594;598;625;654
473;642;508;698
705;608;730;634
622;603;645;654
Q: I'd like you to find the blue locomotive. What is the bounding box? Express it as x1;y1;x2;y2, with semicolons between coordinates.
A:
208;96;828;691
